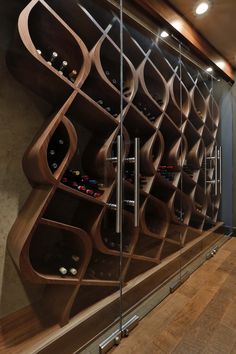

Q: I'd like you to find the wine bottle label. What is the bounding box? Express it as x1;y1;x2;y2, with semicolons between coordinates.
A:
59;267;67;275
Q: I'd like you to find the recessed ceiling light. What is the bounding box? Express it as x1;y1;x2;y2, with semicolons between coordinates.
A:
160;31;169;38
206;67;213;72
216;61;225;69
171;20;182;31
195;2;209;15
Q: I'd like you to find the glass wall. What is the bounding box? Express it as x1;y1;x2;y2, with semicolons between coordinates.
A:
5;0;233;352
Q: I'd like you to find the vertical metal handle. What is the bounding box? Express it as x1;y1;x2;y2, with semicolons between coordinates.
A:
219;146;222;194
214;145;218;196
204;148;207;194
116;135;122;233
134;138;140;227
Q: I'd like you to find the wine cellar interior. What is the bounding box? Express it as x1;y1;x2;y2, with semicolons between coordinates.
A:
2;0;235;352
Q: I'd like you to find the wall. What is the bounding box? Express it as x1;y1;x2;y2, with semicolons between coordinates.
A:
216;74;236;231
232;76;236;229
0;0;51;318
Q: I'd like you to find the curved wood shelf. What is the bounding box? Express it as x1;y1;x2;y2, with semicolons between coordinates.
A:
6;0;223;328
140;131;164;176
41;0;108;50
23;112;77;185
140;57;169;112
166;73;190;127
139;196;169;238
28;219;92;284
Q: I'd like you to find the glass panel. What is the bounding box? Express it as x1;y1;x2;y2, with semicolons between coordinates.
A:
5;0;233;350
213;76;233;232
121;12;184;313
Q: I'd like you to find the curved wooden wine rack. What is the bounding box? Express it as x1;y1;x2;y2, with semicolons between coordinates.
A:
7;0;222;326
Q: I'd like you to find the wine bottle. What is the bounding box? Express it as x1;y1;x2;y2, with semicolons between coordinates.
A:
47;51;58;66
37;49;42;55
59;267;67;276
62;169;104;198
51;163;58;169
69;268;77;276
49;149;55;156
72;255;80;263
149;116;156;122
68;70;77;83
59;61;68;75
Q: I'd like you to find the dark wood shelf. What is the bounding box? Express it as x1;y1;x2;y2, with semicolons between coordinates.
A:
6;0;223;329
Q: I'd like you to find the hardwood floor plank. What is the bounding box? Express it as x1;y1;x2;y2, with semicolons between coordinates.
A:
112;239;236;354
172;286;233;353
202;324;236;354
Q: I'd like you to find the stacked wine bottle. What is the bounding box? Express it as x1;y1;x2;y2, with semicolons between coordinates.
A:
62;169;104;198
37;49;78;83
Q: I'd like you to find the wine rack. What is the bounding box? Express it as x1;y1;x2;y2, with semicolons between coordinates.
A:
7;0;223;326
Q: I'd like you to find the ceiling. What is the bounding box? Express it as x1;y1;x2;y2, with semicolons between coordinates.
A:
167;0;236;69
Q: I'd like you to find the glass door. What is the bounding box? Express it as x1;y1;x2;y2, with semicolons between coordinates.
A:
119;9;186;325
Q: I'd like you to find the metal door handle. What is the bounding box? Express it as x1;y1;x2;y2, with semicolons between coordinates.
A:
214;146;218;196
219;146;222;194
204;148;207;194
116;135;122;233
134;138;140;227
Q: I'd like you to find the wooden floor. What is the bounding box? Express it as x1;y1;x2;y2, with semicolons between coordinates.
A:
111;237;236;354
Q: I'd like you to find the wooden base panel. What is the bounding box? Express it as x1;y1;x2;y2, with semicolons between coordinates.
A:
0;225;228;354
